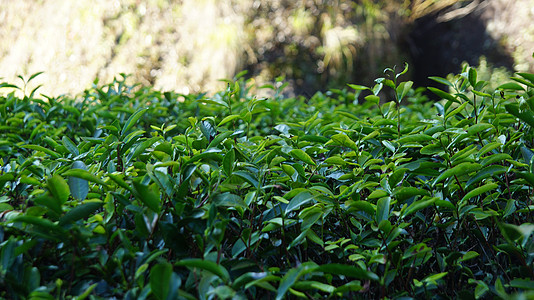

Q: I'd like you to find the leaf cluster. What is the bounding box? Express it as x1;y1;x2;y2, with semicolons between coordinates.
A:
0;69;533;299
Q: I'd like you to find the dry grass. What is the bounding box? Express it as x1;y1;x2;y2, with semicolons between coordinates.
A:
0;0;531;97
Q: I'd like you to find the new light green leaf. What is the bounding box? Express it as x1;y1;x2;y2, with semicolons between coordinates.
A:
218;114;240;127
289;149;316;166
396;80;413;102
47;174;70;205
120;107;149;136
329;133;358;151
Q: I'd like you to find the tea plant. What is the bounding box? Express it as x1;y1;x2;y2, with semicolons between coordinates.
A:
0;68;533;299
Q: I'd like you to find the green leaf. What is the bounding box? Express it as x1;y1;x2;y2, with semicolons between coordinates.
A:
394;187;429;202
477;142;502;158
445;102;468;120
34;194;63;215
468;67;477;87
286;191;314;214
397;134;434;144
317;264;378;281
402;198;436;217
505;104;534;128
396;81;413;102
521;146;534;165
466;123;493;136
62;169;108;186
62;136;79;156
376;197;390;223
150;262;173;300
422;272;448;285
292;280;335;293
509;278;534;290
433;162;481;186
347;84;369;91
458;251;479;262
389;168;407;187
497;82;524;91
460;183;498;203
12;215;62;233
499;223;523;242
68;161;89;201
20;144;61;158
131;137;161;160
466;165;506;187
59;200;103;226
223;148;235;176
218;114;240;127
368;189;388;199
233;171;259;189
517;72;534;85
121;107;149;136
107;173;133;192
347;201;375;215
132;180;161;213
176;259;230;283
328;133;358;151
428;87;459;103
289;149;316;166
47;175;70;205
429;76;454;87
481;153;512;167
276;262;318;300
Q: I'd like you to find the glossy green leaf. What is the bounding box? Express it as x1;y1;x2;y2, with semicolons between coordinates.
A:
428;87;458;103
402;198;436;217
47;174;70;205
376;196;390;223
461;183;498;203
121;107;149;136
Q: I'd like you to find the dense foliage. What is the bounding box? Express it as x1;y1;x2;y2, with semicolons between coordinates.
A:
1;67;533;299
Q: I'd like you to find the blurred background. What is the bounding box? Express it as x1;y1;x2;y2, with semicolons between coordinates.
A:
0;0;533;97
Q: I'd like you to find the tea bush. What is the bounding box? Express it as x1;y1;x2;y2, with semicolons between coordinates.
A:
0;67;533;299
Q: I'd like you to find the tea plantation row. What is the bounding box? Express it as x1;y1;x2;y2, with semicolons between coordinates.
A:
0;67;533;299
